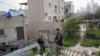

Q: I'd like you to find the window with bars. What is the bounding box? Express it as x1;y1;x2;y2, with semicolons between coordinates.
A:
0;29;4;35
48;16;51;21
55;5;57;12
48;3;51;8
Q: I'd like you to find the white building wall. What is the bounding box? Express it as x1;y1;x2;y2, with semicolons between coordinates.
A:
43;0;64;22
59;0;64;20
28;0;64;39
0;15;25;42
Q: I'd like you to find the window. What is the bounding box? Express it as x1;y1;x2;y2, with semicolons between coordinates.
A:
62;7;64;10
59;6;60;13
48;3;51;8
53;16;57;19
55;5;57;12
48;16;51;21
0;29;4;35
53;16;58;22
55;5;57;8
66;8;68;13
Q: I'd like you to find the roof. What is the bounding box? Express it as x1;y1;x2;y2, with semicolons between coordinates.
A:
19;2;28;5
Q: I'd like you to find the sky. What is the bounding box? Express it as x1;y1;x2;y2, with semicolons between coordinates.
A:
0;0;100;12
65;0;100;12
0;0;27;11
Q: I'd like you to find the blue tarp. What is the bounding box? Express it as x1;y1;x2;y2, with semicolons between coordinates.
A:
5;9;25;19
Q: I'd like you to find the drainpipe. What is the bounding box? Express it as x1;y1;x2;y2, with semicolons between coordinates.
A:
24;17;27;41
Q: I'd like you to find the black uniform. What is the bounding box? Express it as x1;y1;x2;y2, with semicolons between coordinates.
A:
55;33;63;46
37;38;45;55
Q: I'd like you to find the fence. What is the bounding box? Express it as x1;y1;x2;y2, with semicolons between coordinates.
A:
46;44;93;56
4;41;38;56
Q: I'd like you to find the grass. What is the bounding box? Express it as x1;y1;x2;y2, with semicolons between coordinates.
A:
63;37;78;47
81;38;100;48
30;50;48;56
96;51;100;56
87;28;100;36
30;51;39;56
83;28;100;47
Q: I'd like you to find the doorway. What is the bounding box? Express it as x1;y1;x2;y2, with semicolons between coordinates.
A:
16;27;25;40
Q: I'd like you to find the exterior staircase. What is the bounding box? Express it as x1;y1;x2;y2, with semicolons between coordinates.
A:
46;45;93;56
61;48;91;56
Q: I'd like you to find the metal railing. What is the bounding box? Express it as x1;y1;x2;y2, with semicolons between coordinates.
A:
1;40;38;56
4;42;38;56
46;44;92;56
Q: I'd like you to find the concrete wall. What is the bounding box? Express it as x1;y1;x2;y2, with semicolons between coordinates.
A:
27;0;64;39
28;0;63;40
79;24;87;32
28;0;45;39
0;15;26;42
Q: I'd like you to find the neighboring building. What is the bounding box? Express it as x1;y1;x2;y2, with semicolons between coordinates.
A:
0;11;27;43
64;1;74;18
21;0;64;39
43;0;64;22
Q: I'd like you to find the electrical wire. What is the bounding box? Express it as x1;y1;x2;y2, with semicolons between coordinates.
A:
0;1;19;9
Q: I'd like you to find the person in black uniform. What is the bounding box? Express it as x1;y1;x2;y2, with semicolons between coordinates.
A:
55;28;63;46
55;28;63;56
37;35;45;56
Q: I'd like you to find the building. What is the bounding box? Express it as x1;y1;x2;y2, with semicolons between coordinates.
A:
21;0;64;39
0;11;27;43
64;1;74;18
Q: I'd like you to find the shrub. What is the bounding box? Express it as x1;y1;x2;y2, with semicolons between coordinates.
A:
81;38;100;47
87;28;100;39
63;37;78;47
96;51;100;56
30;51;39;56
62;16;81;37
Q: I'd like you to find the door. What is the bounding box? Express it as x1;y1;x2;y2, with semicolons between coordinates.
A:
16;27;24;40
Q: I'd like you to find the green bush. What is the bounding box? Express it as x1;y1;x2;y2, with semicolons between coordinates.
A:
30;51;39;56
61;16;81;37
63;37;78;47
30;50;48;56
81;39;100;47
96;51;100;56
87;28;100;36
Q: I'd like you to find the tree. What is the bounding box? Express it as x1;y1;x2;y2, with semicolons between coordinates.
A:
94;7;100;19
62;16;81;37
84;13;94;20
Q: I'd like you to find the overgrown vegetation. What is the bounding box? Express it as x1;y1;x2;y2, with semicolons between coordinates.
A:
62;16;81;37
96;51;100;56
63;37;79;47
62;16;82;47
30;51;39;56
30;50;48;56
81;38;100;48
87;28;100;36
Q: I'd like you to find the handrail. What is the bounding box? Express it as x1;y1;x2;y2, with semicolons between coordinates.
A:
4;42;38;56
47;44;92;56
